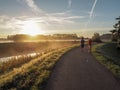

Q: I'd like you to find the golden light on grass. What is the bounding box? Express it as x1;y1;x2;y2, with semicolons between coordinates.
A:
20;20;44;36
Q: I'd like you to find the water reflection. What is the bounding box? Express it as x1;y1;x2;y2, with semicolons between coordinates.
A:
0;53;40;63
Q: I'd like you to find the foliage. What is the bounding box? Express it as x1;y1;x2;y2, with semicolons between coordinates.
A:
111;16;120;48
110;30;118;41
92;33;102;43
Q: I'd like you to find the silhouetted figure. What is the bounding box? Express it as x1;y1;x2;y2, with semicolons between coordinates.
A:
80;37;85;52
88;38;92;53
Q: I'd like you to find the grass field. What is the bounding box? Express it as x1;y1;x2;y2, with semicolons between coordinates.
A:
92;42;120;78
0;41;79;58
0;41;79;90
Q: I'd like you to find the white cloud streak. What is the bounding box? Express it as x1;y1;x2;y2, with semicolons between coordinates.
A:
28;0;45;14
26;0;40;12
18;0;44;14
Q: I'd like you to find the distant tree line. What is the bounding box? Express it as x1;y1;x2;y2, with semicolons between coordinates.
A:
7;34;79;42
7;34;31;41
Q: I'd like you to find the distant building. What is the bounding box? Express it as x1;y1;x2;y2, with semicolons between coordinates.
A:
100;33;111;41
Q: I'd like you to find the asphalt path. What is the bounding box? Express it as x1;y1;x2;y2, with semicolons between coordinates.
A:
45;46;120;90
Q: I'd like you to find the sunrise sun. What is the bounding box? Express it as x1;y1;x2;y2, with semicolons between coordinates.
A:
21;20;44;36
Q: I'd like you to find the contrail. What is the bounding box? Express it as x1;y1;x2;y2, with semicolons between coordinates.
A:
89;0;98;19
68;0;72;9
84;0;98;29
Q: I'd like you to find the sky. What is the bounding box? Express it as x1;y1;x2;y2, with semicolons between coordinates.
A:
0;0;120;38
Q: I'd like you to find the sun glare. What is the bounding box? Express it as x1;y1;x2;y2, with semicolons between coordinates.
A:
21;20;44;36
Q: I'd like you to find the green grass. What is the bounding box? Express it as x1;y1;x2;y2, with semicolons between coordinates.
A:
92;42;120;78
98;42;120;65
0;44;79;90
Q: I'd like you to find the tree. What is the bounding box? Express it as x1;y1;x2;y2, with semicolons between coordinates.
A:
92;33;102;42
110;30;118;41
112;16;120;49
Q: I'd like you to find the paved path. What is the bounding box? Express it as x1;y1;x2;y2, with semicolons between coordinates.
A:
45;47;120;90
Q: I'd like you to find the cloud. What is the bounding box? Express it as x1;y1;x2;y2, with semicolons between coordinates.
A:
0;15;24;31
17;0;84;25
0;13;86;36
25;0;41;13
0;13;85;34
0;0;86;34
48;11;84;22
17;0;44;14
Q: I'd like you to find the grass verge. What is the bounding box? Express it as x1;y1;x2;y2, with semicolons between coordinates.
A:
92;43;120;78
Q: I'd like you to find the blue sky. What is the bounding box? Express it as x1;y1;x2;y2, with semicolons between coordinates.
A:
0;0;120;37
